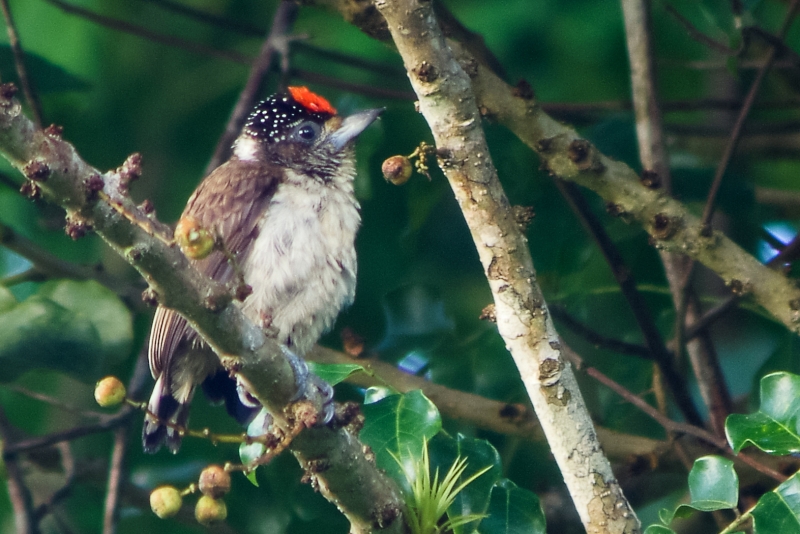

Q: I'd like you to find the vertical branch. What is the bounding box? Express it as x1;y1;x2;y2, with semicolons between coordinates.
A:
102;428;127;534
0;0;42;128
0;408;39;534
204;1;298;173
622;0;733;434
376;0;640;530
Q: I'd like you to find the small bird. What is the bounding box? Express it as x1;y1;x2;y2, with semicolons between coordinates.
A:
143;87;382;453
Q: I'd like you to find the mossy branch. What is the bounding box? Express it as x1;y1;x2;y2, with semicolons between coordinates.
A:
0;87;406;534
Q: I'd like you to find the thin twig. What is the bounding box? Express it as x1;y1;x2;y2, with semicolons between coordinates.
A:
4;384;106;418
563;345;786;482
549;305;653;359
205;1;298;173
557;179;703;425
33;442;76;522
43;0;249;65
102;427;127;534
0;0;42;127
700;0;800;232
662;2;739;56
138;0;263;36
0;408;39;534
2;409;133;458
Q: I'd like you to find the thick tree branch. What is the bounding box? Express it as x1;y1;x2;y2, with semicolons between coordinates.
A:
0;88;405;534
375;0;640;531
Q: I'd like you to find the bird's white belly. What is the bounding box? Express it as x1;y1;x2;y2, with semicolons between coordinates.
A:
239;178;359;354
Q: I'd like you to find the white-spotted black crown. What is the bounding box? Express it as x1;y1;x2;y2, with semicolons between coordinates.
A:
243;87;336;143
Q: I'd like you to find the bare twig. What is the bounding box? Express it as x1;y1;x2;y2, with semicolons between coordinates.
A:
0;407;39;534
700;0;800;232
205;1;298;173
556;179;702;425
33;442;76;522
563;345;785;482
0;0;42;127
549;305;653;359
662;2;739;56
43;0;249;65
102;427;127;534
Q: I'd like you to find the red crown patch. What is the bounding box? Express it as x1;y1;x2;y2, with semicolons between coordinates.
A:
288;86;336;115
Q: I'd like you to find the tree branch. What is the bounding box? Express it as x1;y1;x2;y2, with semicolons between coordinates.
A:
0;88;406;534
375;0;640;530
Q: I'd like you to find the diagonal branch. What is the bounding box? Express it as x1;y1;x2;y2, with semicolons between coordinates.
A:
0;87;406;534
375;0;640;530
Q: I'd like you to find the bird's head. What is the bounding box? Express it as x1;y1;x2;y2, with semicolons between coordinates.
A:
233;86;382;180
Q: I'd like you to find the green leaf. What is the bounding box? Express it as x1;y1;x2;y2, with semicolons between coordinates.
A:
360;390;442;491
643;526;676;534
239;409;273;487
0;280;132;382
478;479;546;534
307;362;368;386
427;433;501;534
752;472;800;534
687;456;738;510
0;45;90;93
0;286;15;312
726;372;800;454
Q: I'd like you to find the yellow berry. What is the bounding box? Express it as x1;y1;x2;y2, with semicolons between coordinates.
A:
150;485;182;518
175;216;215;260
195;495;227;525
198;464;231;498
94;376;126;407
382;155;413;185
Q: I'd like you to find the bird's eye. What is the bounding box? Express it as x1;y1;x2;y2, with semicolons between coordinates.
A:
296;122;319;142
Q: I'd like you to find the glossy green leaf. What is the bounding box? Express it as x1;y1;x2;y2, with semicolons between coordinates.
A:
726;372;800;454
643;525;676;534
478;479;546;534
307;362;368;386
659;456;738;525
239;409;273;487
427;433;501;534
0;280;132;382
752;473;800;534
360;390;441;490
687;456;738;510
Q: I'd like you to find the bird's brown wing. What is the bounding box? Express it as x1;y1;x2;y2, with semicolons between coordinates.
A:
149;159;278;378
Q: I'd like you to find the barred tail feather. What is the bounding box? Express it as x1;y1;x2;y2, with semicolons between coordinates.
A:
142;374;191;454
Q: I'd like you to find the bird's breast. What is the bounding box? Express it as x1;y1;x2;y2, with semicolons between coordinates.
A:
239;172;360;354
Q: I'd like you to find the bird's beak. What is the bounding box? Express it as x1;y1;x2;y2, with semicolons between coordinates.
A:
328;108;384;151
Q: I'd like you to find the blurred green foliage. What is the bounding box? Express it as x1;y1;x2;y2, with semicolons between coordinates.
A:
1;0;800;532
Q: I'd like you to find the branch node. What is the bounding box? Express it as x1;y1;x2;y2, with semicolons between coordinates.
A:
479;303;497;322
567;139;605;172
18;179;40;199
512;205;535;230
141;287;159;307
640;170;661;189
43;124;64;139
651;213;679;240
83;173;105;202
23;160;50;182
64;212;92;240
0;82;18;102
413;61;438;83
512;79;535;100
117;152;142;194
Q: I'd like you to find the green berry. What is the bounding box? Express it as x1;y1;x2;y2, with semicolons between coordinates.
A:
195;495;227;525
150;485;182;518
94;376;126;407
